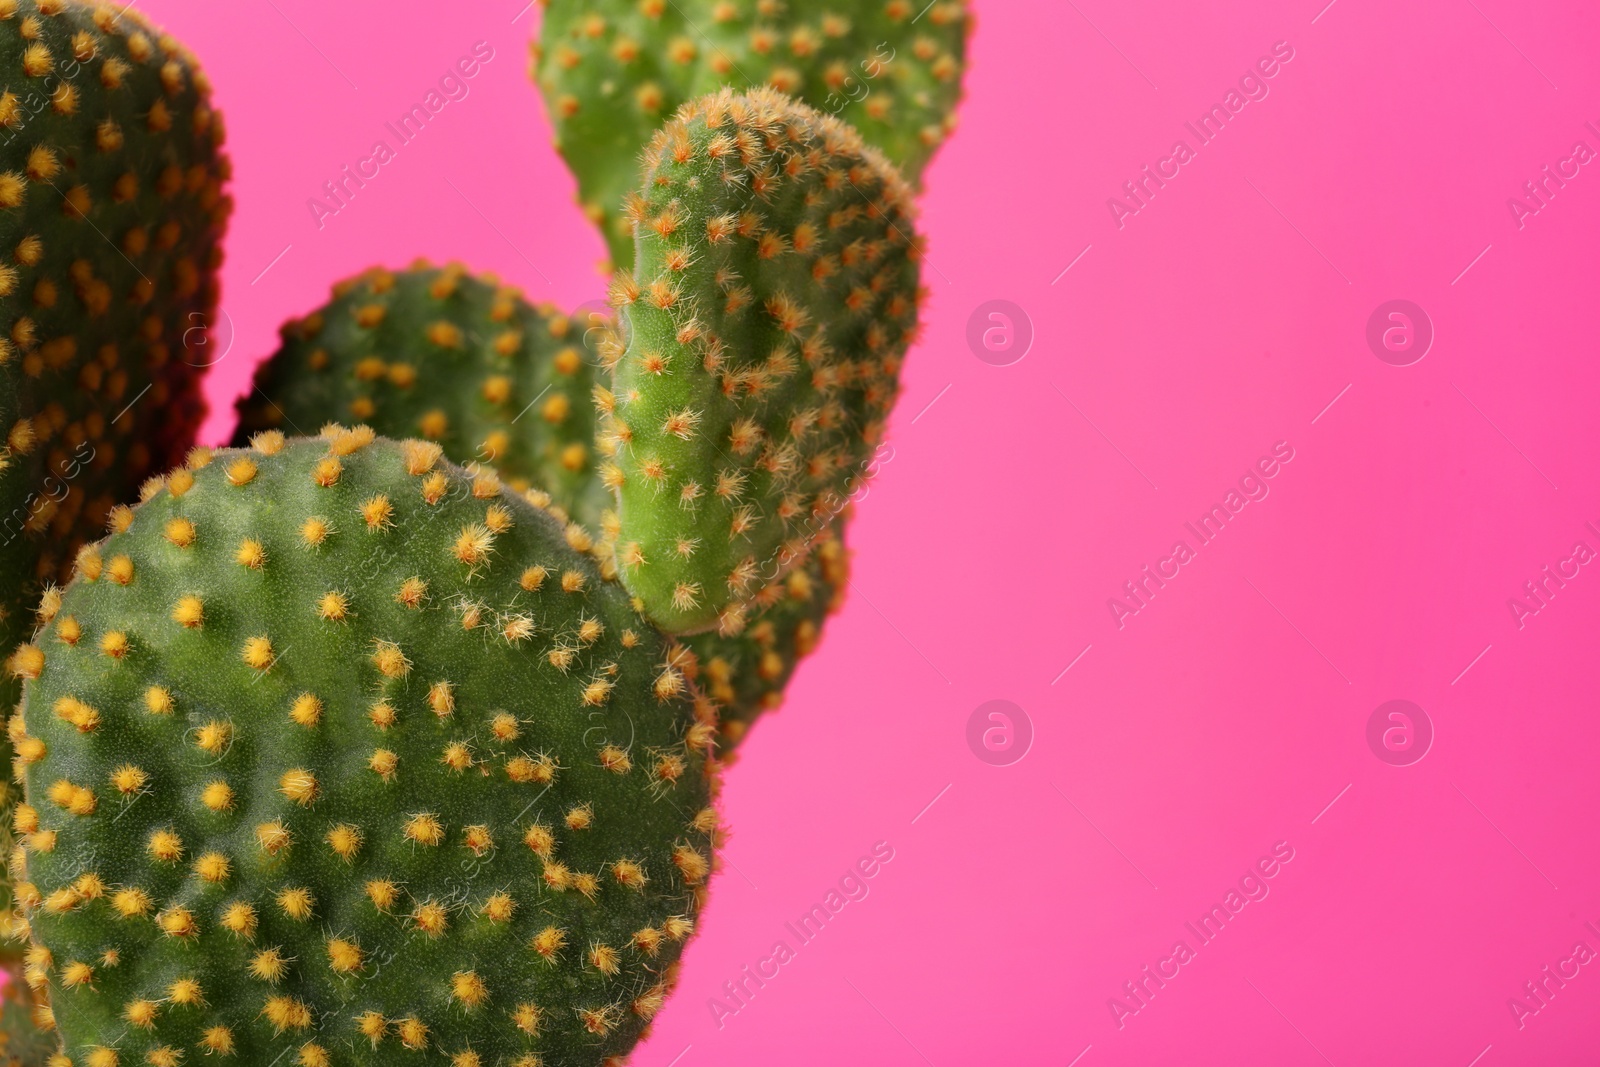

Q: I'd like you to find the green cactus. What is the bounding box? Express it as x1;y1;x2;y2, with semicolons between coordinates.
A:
11;430;717;1065
0;0;230;963
682;518;847;754
233;263;609;528
534;0;969;269
598;87;919;633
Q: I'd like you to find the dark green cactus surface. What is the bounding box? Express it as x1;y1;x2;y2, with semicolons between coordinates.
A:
533;0;970;268
0;0;230;968
599;87;919;632
233;264;609;528
11;431;718;1065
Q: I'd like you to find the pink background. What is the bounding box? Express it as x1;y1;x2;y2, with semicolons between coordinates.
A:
149;0;1600;1062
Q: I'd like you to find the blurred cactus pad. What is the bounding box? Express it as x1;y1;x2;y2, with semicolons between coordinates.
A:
0;0;229;966
235;263;610;527
533;0;969;267
682;517;848;753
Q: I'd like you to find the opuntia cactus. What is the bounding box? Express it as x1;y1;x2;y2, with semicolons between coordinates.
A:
533;0;970;268
682;518;847;753
599;87;920;632
233;263;608;526
11;429;717;1065
0;0;230;963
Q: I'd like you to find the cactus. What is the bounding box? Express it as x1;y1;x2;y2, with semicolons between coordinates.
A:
681;518;847;754
598;87;919;632
10;429;717;1065
534;0;969;269
0;0;230;963
233;263;609;527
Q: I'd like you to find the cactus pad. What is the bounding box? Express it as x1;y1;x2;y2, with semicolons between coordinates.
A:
12;430;717;1065
234;263;608;526
600;87;919;632
534;0;969;268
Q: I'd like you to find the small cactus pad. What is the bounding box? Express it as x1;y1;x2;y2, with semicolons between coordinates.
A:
683;518;847;753
234;263;609;526
14;431;718;1065
600;88;919;632
0;0;229;959
534;0;969;268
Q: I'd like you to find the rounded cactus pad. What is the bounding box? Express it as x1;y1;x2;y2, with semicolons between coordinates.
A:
533;0;970;268
234;264;608;527
600;87;920;633
682;518;848;754
11;431;718;1065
